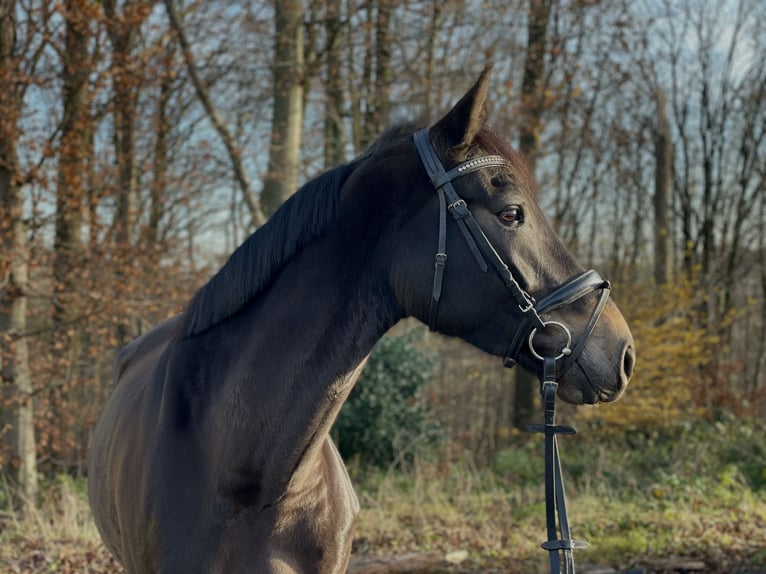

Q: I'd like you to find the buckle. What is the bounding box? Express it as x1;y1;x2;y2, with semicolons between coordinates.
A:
434;253;447;268
518;302;535;313
447;199;470;220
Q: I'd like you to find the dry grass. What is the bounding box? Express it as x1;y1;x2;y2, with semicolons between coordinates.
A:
2;456;766;573
0;474;122;573
349;456;766;573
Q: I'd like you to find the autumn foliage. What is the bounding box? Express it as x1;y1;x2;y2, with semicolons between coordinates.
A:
0;0;763;511
583;274;714;430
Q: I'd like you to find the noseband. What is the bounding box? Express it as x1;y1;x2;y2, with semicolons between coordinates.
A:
413;128;612;573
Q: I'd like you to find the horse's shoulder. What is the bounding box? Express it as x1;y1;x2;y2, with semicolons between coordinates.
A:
113;316;181;384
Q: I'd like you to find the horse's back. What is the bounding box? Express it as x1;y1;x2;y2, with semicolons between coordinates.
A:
88;316;180;571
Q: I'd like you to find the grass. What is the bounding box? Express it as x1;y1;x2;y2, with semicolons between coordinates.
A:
0;474;120;574
350;416;766;572
2;418;766;573
347;451;766;573
0;474;98;541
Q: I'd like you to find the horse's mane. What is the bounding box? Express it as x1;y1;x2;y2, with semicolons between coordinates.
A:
178;123;523;338
179;124;421;338
180;158;362;338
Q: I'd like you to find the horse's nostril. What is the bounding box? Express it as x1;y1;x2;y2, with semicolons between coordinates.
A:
622;345;635;380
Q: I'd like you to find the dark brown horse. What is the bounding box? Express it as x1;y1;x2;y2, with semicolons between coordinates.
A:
88;67;634;574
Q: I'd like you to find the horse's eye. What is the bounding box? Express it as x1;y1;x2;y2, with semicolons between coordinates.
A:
500;206;524;225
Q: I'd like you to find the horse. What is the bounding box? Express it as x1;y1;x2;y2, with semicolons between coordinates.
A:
88;65;634;574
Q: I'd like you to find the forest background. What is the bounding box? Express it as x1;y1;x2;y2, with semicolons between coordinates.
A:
1;0;765;572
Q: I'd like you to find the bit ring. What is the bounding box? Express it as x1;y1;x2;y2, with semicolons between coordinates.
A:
529;321;573;361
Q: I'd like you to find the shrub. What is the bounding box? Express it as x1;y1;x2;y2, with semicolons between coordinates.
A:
333;328;440;468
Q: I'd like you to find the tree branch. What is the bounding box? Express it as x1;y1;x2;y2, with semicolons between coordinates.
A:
163;0;265;228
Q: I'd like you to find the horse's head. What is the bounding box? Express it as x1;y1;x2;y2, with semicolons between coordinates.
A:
358;66;634;405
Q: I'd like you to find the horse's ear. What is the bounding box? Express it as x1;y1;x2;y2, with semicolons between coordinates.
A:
431;64;493;156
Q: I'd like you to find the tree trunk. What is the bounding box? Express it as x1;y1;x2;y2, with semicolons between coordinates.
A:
354;0;392;151
103;0;149;247
517;0;552;176
323;0;345;169
104;0;151;346
757;176;766;396
145;40;175;256
0;0;37;507
423;2;442;113
348;2;369;155
370;0;392;140
54;0;91;326
512;0;553;431
261;0;305;217
654;89;673;286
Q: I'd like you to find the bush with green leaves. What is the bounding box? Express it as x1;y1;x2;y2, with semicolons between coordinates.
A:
333;328;440;468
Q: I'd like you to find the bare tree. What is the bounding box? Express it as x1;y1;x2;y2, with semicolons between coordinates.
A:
165;0;266;227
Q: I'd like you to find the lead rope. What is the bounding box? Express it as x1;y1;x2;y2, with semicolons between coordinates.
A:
527;357;588;573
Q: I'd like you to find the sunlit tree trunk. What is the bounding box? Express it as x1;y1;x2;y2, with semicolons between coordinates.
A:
261;0;305;217
0;0;37;507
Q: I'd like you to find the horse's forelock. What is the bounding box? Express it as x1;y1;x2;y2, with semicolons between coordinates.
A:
474;128;535;193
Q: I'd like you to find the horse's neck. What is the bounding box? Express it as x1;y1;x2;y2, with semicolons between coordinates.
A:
194;236;401;500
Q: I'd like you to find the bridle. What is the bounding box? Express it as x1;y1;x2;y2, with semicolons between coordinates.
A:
413;128;610;372
413;127;611;573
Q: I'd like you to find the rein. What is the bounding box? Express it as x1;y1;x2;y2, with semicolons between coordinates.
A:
413;128;611;573
527;356;588;573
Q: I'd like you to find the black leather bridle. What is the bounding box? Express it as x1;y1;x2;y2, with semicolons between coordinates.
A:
413;127;612;573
